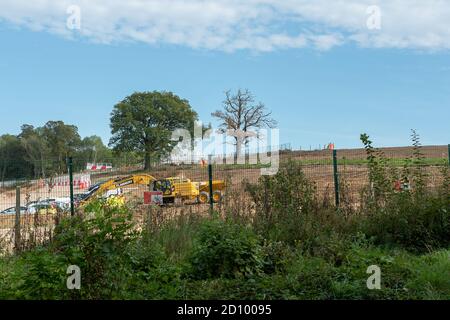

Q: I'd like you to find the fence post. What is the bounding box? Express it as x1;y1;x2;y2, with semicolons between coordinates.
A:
68;157;75;216
15;186;21;253
332;149;340;207
448;144;450;166
208;155;214;214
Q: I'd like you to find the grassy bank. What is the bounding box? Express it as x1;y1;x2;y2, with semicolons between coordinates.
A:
0;212;448;300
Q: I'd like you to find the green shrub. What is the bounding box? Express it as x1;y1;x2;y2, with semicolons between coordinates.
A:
246;160;353;248
0;256;14;299
3;248;69;300
186;218;264;280
127;240;166;274
361;192;450;252
48;201;138;299
124;240;184;299
246;160;318;239
305;232;355;267
261;240;293;274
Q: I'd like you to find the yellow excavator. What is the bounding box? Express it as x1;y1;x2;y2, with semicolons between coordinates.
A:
78;174;225;206
78;174;155;206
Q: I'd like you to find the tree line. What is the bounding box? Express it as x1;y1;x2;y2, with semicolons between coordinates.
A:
0;121;118;181
1;89;275;180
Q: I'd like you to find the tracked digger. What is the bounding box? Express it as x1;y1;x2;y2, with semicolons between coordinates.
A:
79;174;225;206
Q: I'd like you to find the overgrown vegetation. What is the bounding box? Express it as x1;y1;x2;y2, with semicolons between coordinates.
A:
0;134;449;300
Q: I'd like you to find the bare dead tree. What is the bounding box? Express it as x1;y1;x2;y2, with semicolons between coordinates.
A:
211;89;277;158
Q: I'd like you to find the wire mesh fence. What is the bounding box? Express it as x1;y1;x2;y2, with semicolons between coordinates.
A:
0;144;448;254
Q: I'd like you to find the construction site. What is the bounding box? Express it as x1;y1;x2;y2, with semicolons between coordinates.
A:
1;144;448;253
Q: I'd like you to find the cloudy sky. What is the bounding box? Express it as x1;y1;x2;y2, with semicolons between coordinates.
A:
0;0;449;148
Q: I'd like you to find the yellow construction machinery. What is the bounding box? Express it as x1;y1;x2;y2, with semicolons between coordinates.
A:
166;177;226;204
79;174;157;206
79;174;225;206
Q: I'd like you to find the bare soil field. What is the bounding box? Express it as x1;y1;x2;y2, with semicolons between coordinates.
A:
288;145;448;160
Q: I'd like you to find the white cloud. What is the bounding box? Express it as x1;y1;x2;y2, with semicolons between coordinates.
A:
0;0;449;52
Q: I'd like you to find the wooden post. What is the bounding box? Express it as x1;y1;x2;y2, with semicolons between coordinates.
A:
15;186;21;253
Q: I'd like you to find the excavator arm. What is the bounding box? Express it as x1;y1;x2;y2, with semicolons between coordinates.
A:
80;174;157;205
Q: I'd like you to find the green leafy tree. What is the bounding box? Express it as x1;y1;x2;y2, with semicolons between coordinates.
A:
0;134;31;181
109;91;198;169
78;136;112;163
19;125;50;179
41;121;81;173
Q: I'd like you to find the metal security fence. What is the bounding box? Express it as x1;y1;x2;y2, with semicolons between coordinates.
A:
288;145;449;207
0;158;77;253
0;144;449;253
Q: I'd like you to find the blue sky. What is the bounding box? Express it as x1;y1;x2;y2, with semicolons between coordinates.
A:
1;1;449;149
